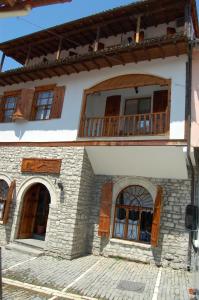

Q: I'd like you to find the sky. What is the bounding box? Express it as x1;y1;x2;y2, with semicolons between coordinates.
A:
1;0;199;70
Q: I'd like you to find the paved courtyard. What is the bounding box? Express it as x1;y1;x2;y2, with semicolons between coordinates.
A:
1;247;193;300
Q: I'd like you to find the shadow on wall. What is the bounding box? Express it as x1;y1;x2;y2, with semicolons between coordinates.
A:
70;149;96;259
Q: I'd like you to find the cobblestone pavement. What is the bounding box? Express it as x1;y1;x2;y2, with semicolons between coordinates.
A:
1;248;192;300
3;285;50;300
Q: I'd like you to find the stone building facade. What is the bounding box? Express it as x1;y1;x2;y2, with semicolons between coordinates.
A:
0;145;191;269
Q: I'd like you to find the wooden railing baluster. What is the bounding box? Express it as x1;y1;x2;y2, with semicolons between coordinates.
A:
80;110;170;138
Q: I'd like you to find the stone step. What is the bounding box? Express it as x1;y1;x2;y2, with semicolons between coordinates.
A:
5;242;44;257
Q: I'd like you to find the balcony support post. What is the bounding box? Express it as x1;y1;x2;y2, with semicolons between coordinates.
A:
184;0;192;38
135;15;141;43
0;52;5;72
25;45;31;66
94;26;100;52
56;37;63;60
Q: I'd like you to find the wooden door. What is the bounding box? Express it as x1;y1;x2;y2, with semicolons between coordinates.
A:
18;184;40;239
153;90;168;113
153;90;168;133
103;95;121;136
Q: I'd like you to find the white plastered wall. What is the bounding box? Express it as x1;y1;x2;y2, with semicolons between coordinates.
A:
0;55;187;142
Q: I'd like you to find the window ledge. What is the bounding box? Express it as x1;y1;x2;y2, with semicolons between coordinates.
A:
110;238;151;250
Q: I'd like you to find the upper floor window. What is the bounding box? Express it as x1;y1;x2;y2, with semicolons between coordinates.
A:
34;89;54;120
0;85;65;123
0;93;19;123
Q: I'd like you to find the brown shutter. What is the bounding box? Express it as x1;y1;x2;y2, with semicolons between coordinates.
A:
153;90;168;113
50;86;65;119
13;89;35;121
3;180;16;225
151;186;163;247
98;181;113;238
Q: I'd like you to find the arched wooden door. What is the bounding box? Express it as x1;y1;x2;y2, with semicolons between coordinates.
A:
18;183;50;240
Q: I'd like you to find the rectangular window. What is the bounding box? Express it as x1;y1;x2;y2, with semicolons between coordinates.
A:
34;90;54;120
125;97;151;115
3;95;18;122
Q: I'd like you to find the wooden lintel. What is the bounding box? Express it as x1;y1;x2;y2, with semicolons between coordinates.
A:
0;139;187;148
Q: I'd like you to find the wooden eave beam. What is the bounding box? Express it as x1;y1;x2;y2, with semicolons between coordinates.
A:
102;55;113;67
158;43;165;59
91;59;100;69
69;64;79;73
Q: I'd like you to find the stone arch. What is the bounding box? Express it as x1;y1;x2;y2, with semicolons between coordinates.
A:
0;173;12;186
16;176;57;208
10;176;57;241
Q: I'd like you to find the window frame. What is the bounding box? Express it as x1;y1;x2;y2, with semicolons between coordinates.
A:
1;91;20;123
124;96;152;116
31;84;56;121
112;185;154;244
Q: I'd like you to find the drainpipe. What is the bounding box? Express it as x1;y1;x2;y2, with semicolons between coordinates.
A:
186;40;198;271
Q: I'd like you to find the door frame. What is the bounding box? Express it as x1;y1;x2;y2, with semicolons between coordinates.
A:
10;176;56;242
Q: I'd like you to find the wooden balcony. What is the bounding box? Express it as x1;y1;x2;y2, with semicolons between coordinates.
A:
79;110;169;138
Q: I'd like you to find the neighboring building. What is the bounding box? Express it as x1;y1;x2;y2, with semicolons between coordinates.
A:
0;0;198;269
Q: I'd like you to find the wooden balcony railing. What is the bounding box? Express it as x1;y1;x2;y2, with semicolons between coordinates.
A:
79;110;169;138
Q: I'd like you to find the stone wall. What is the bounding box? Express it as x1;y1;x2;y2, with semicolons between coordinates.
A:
89;175;191;269
0;146;94;259
0;145;192;269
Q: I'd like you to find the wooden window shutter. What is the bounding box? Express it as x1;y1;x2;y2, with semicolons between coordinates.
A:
13;89;35;121
153;90;168;113
151;186;163;247
98;181;113;238
50;86;65;119
3;180;16;225
0;96;4;122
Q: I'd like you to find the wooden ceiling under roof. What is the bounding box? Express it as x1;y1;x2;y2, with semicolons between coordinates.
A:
0;34;188;86
0;0;71;11
0;0;196;65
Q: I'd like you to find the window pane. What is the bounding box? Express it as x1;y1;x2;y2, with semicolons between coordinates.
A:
138;98;151;114
4;110;13;122
0;180;9;200
125;99;137;115
35;90;53;120
36;108;45;120
114;208;126;238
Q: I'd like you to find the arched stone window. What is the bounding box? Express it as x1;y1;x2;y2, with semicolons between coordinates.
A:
113;185;153;244
0;179;9;219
